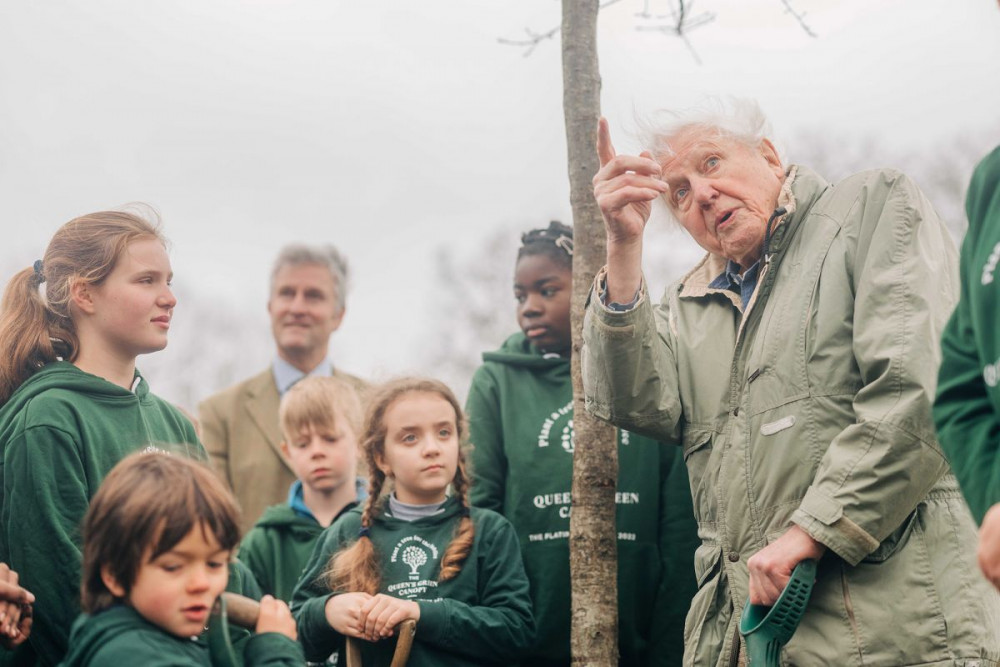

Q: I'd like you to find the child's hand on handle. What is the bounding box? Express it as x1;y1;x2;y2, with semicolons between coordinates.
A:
255;595;297;641
357;594;420;642
593;117;667;303
0;563;33;648
325;592;373;637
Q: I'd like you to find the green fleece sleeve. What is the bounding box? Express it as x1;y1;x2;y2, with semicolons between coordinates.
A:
238;527;276;598
242;632;306;666
934;152;1000;524
2;425;89;666
290;522;347;662
792;172;956;565
582;270;684;444
466;365;507;513
85;643;206;666
646;444;699;667
415;514;534;661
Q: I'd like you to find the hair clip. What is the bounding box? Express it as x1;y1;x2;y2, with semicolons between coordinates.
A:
32;259;45;284
554;235;574;256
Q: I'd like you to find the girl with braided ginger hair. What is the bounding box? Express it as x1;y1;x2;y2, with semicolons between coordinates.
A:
290;378;535;666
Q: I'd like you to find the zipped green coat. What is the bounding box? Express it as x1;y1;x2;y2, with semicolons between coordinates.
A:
583;166;1000;666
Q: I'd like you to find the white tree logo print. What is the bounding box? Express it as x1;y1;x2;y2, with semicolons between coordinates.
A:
561;419;575;454
402;545;428;580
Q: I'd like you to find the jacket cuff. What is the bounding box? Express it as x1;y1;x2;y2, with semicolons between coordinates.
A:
588;266;649;325
415;599;449;644
791;487;880;566
294;594;337;658
244;631;306;662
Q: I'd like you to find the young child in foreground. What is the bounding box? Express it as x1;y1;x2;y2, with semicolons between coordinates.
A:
290;378;535;666
59;451;303;666
239;376;368;601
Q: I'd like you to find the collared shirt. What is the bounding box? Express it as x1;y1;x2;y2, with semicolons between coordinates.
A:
287;477;369;522
598;258;761;313
271;356;335;397
708;258;761;311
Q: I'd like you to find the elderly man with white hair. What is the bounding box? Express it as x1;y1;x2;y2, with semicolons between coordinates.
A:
583;99;1000;666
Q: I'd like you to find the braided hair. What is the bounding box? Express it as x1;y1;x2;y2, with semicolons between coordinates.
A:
517;220;573;270
326;378;475;595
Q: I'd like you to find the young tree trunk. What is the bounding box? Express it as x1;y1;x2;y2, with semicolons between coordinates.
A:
563;1;619;664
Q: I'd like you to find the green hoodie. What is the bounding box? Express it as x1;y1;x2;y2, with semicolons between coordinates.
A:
239;505;322;602
57;604;304;667
0;362;203;667
466;333;699;667
290;496;535;666
239;479;366;603
935;145;1000;523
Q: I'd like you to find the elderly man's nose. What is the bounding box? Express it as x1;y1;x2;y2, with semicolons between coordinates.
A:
692;178;718;206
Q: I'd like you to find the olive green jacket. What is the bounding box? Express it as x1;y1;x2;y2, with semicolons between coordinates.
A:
583;166;1000;666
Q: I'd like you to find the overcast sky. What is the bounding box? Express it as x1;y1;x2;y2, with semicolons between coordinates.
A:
3;0;1000;406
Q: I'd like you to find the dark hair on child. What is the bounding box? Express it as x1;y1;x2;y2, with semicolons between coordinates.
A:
517;220;574;271
80;451;241;613
326;377;474;595
0;209;165;404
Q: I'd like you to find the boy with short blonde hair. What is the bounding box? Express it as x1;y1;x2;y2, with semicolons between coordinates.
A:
239;377;367;601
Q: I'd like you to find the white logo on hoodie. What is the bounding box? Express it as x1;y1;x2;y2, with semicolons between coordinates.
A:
982;242;1000;285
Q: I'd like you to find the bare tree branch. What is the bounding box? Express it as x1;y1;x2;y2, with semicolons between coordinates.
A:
498;0;626;57
634;0;714;63
779;0;817;38
497;26;560;57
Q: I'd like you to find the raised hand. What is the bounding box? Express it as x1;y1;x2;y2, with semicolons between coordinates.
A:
593;117;667;245
592;117;667;303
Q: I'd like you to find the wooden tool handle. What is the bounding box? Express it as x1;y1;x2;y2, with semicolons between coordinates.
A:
390;619;416;667
346;619;417;667
221;592;260;629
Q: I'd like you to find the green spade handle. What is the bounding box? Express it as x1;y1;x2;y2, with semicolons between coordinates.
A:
739;559;817;667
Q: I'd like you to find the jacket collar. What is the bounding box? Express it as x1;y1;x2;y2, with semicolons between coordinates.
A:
677;165;829;303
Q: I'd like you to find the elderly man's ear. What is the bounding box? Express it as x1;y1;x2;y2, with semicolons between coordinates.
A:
758;139;784;177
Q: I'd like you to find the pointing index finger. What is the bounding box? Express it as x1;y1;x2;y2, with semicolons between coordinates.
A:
597;117;616;167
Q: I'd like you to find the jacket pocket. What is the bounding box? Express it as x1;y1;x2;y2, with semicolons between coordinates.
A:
862;508;917;563
839;505;950;664
684;542;725;662
682;427;715;524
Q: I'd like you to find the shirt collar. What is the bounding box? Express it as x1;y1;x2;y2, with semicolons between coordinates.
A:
271;356;334;396
709;259;752;290
708;258;762;312
287;477;369;522
287;480;314;520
